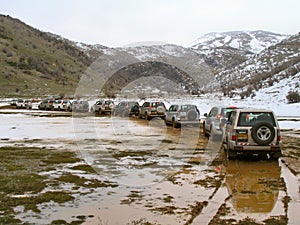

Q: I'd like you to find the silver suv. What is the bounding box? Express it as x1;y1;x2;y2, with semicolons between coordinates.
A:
223;108;282;160
203;106;237;138
53;100;72;111
91;99;115;115
165;104;200;128
139;101;166;120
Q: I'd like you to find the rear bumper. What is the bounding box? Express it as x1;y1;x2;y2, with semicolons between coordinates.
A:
228;141;281;151
177;120;200;126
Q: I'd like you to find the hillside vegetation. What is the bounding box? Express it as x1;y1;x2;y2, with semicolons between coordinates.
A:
0;14;299;101
0;15;91;97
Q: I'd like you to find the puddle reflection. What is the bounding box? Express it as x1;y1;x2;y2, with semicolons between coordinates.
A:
226;160;281;213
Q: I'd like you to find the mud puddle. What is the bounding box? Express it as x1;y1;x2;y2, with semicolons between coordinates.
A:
0;112;300;224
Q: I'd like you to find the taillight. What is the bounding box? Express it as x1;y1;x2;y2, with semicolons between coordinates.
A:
217;114;222;119
232;130;237;141
277;130;281;141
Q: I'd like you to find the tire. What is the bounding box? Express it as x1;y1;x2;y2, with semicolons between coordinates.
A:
187;110;197;121
251;122;275;146
172;118;178;128
227;150;237;160
271;151;282;160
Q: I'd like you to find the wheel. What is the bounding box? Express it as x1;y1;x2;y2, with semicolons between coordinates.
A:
227;150;237;160
251;122;275;145
172;118;178;128
271;151;282;160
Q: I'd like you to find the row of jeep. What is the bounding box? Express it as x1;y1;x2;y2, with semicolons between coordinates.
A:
11;98;282;160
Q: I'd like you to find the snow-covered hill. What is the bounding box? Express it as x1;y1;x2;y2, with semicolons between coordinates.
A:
206;33;300;101
192;30;288;55
191;31;289;73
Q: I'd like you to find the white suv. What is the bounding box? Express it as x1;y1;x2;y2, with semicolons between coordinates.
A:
203;106;237;138
165;104;200;128
223;108;282;160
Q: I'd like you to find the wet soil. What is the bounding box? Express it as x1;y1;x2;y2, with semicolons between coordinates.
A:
0;112;299;225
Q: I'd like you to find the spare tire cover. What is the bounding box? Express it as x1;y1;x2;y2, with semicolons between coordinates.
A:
157;106;165;113
251;122;275;145
187;110;198;121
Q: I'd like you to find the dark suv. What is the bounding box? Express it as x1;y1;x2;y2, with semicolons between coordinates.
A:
113;101;140;117
38;100;55;110
72;100;89;112
139;101;166;120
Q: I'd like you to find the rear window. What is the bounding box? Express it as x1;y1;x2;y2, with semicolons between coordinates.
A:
151;102;165;107
180;105;197;112
237;112;276;127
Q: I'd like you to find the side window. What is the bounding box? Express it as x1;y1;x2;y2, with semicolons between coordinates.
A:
208;108;214;117
169;105;174;111
143;102;149;107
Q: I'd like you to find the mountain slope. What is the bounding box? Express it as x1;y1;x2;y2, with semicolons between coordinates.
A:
74;44;214;97
191;31;289;73
0;15;92;97
209;33;300;99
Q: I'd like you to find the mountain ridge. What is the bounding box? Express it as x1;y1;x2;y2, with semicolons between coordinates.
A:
0;14;298;100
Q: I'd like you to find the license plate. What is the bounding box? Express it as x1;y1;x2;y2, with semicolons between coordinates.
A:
237;133;248;141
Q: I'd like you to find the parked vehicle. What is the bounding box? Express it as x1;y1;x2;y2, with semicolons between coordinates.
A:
223;108;282;160
139;101;166;120
72;100;89;112
53;100;72;111
113;101;140;117
165;104;200;128
11;98;22;106
203;106;237;138
91;99;115;114
16;99;32;109
38;100;55;110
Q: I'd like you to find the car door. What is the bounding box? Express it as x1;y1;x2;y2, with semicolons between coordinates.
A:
141;102;149;116
205;107;217;131
166;105;175;122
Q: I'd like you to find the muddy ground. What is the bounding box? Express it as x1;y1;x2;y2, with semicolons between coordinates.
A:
0;111;299;225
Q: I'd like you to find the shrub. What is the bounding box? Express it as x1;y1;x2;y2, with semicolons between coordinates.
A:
286;91;300;103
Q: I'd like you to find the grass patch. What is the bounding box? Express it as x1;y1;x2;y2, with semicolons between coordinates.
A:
70;164;95;173
0;146;96;222
57;173;118;188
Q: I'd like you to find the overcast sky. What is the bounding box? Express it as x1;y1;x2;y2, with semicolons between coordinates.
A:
1;0;299;47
